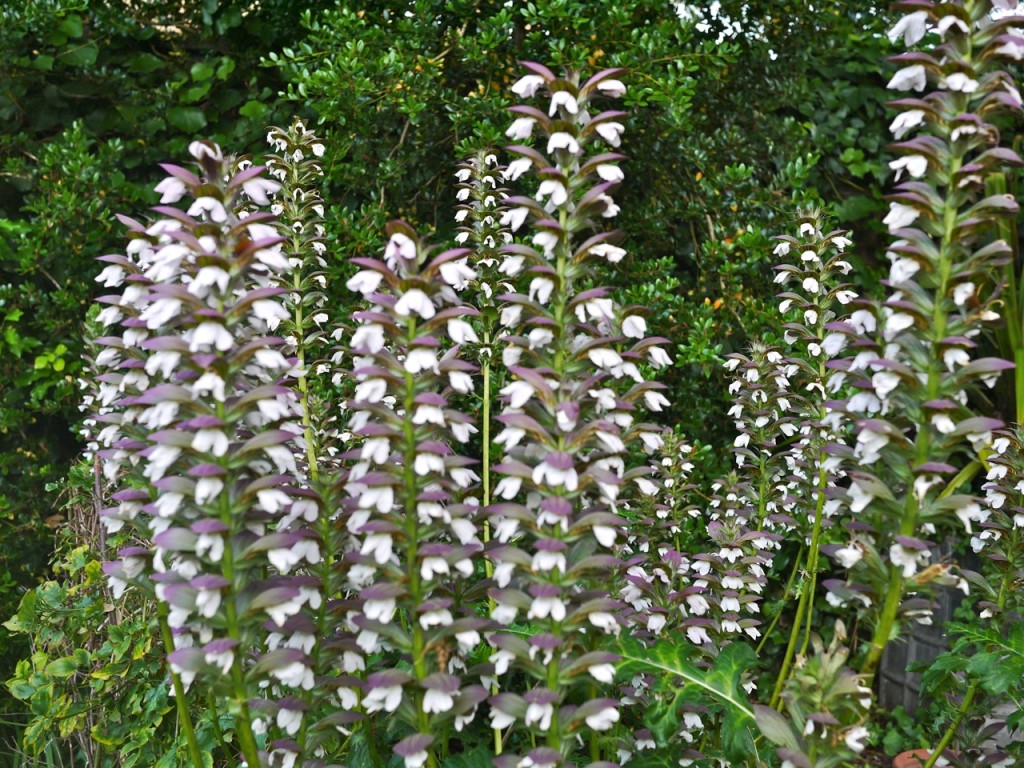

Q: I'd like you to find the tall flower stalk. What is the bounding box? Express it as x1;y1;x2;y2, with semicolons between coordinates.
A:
837;0;1022;679
339;223;488;768
485;64;672;767
96;141;325;768
767;213;855;704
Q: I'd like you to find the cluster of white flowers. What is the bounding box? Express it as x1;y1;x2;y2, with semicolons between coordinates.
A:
92;142;331;763
337;224;489;768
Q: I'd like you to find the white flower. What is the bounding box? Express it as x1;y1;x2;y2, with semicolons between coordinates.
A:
525;701;554;731
547;132;580;155
190;198;231;226
597;79;626;97
394;289;436;319
532;457;579;491
447;318;478;344
844;725;869;754
190;321;234;352
531;549;567;574
364;685;403;714
503;159;532;183
346;270;383;296
154;177;187;204
944;73;978;93
439;259;475;289
882;314;915;345
512;74;545;98
140;298;182;329
887;64;927;92
364;597;396;623
528;595;567;621
351;323;386;353
529;277;555;304
423;688;455;714
361;533;394;565
835;544;863;569
243;177;281;206
889;154;928;180
405;348;439;374
590;348;623;369
622;315;647;338
953;281;975;307
586;706;620;731
943;348;969;371
889;255;920;284
506;117;536;140
595;122;624;147
549;90;579;115
888;12;929;45
890;109;926;139
252;299;289;330
195;476;224;505
385;232;417;267
890;543;925;578
883;202;920;233
872;370;901;399
686;625;711;644
649;346;672;367
500;380;535;408
590;243;626;262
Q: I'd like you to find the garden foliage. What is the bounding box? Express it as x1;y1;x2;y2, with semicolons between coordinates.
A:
7;1;1024;768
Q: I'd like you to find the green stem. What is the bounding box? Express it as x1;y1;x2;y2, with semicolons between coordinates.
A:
921;685;976;768
770;577;809;709
157;606;205;768
799;462;829;657
756;544;804;655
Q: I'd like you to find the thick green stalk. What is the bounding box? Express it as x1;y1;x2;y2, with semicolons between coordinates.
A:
799;462;830;656
156;605;205;768
769;577;809;709
756;543;804;656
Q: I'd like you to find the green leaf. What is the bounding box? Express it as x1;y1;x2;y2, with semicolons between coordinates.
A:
754;704;800;750
45;657;79;678
32;55;55;71
216;57;236;80
128;53;165;73
167;107;208;132
239;100;269;120
190;61;216;81
58;41;99;68
59;15;84;38
617;637;757;760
